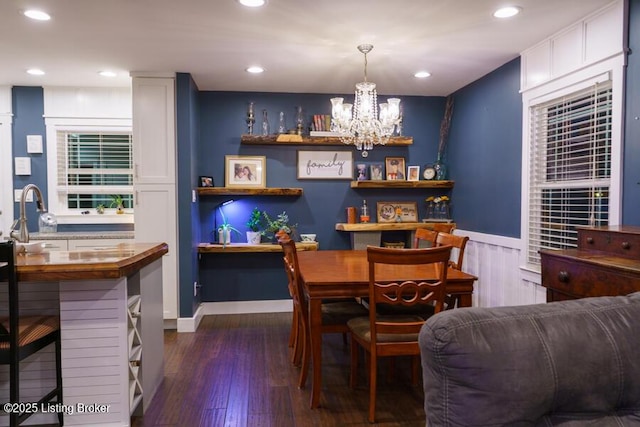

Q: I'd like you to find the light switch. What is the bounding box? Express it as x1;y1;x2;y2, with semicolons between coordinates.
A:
14;189;34;202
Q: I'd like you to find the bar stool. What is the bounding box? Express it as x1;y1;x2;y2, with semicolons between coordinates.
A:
0;241;63;426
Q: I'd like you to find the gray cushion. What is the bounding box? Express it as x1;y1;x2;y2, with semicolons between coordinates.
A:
419;292;640;426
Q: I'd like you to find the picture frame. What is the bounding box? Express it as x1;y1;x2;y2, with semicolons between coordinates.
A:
225;155;266;188
376;201;419;223
199;176;214;187
370;163;384;181
355;163;369;181
385;157;406;180
407;165;420;181
297;150;353;180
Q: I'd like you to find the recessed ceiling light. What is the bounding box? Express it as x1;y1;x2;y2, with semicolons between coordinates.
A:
246;66;265;74
493;6;521;18
238;0;266;7
27;68;45;76
99;71;118;77
414;71;431;78
23;9;51;21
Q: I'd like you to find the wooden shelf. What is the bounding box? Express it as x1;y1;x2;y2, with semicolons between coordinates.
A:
240;134;413;146
336;222;455;232
198;242;318;253
350;180;454;189
197;187;303;196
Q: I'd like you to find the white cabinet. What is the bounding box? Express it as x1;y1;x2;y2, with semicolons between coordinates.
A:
39;239;69;251
134;184;178;320
132;77;176;185
132;74;178;322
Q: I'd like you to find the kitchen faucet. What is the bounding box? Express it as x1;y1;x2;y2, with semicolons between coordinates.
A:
9;184;46;243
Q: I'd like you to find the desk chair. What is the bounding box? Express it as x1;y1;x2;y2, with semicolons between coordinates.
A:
0;241;63;427
413;228;439;249
347;245;452;423
279;239;367;389
435;232;469;309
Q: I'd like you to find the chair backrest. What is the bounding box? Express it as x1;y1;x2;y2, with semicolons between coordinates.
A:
435;232;469;270
279;239;309;329
432;223;455;233
366;245;452;341
413;228;439;249
0;241;18;352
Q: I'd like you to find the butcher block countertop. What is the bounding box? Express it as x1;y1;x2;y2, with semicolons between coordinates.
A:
15;242;168;282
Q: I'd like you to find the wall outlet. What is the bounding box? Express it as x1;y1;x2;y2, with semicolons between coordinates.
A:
192;190;196;203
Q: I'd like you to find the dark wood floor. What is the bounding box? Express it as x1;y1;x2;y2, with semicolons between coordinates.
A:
132;312;427;427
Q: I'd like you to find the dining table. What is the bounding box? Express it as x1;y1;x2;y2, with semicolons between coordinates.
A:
296;249;478;409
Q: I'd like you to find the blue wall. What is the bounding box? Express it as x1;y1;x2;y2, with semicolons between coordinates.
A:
176;73;202;316
12;87;47;233
195;92;448;301
446;58;523;237
623;0;640;225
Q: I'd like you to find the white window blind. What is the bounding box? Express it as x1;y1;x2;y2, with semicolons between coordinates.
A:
528;81;612;265
56;131;133;210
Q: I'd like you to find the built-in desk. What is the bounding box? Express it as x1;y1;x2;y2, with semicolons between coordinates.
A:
2;243;167;427
197;242;318;253
335;222;455;249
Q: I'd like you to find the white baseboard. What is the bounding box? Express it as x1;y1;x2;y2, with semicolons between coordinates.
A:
176;304;205;333
202;299;293;315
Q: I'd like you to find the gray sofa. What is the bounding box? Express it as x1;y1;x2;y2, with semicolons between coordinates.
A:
419;292;640;426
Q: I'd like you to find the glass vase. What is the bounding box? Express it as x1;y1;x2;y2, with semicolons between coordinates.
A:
434;154;448;180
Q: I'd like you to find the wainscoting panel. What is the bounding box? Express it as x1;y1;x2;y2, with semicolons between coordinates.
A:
457;229;546;308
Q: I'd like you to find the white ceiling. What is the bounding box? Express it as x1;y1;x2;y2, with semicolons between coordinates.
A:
0;0;614;96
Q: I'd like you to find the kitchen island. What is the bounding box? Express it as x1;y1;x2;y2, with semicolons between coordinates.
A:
2;243;168;427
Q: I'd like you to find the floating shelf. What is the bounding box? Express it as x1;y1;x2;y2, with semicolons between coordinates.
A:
336;222;455;232
240;134;413;146
198;242;318;253
350;180;454;189
197;187;303;196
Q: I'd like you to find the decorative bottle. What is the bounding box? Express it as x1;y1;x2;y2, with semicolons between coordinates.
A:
295;106;304;135
278;111;286;134
262;109;270;136
360;200;370;223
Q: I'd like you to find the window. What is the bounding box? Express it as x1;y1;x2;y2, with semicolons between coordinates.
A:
56;130;133;211
527;81;612;265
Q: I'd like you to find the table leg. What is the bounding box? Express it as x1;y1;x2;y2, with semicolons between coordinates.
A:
458;293;472;308
309;298;323;408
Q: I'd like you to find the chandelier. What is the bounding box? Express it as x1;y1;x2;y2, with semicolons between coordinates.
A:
330;44;401;157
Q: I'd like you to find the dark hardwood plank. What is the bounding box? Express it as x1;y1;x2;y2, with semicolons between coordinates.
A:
132;313;426;427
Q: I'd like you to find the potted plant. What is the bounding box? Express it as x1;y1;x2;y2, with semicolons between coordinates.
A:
110;195;125;214
262;210;297;242
246;207;263;245
96;204;106;214
217;208;239;247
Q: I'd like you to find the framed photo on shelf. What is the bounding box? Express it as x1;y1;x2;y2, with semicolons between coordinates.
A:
355;163;369;181
407;165;420;181
225;155;266;188
385;157;406;180
370;163;384;180
376;201;419;223
297;150;353;180
199;176;214;187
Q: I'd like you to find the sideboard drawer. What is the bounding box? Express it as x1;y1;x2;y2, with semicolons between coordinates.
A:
578;229;640;260
541;253;640;299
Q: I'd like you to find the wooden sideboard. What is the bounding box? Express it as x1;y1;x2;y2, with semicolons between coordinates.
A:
540;225;640;302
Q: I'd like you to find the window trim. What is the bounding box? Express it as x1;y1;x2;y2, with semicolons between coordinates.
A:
45;117;133;224
520;55;624;273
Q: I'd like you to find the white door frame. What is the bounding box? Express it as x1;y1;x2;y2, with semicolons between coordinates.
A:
0;86;13;239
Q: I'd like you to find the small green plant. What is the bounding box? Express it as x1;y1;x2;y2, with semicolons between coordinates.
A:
110;195;124;208
217;207;240;247
246;207;263;232
262;210;297;240
96;204;106;214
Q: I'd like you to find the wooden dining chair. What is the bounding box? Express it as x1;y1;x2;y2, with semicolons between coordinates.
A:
431;222;456;233
347;244;452;423
0;240;63;427
413;228;439;248
279;238;368;389
435;232;470;309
